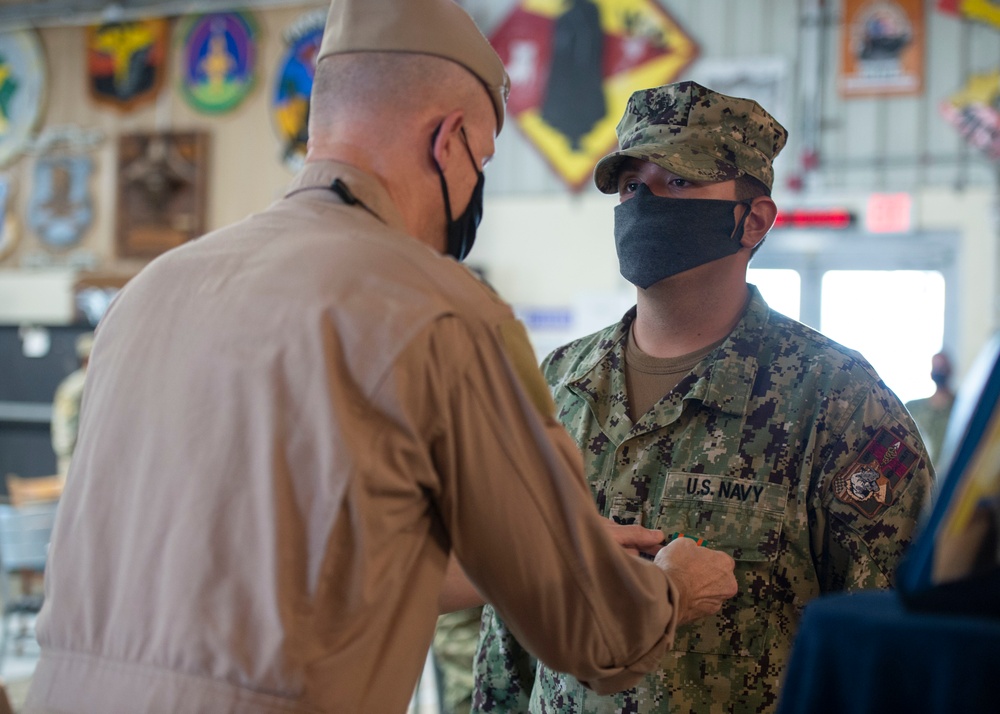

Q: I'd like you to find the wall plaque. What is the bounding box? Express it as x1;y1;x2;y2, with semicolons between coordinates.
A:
116;131;208;259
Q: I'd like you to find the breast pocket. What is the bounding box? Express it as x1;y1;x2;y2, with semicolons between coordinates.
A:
654;472;788;657
607;492;648;526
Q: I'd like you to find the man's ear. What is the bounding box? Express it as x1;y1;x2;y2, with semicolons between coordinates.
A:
430;109;465;171
740;196;778;250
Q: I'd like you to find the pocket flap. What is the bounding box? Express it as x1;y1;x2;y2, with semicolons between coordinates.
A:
655;473;788;562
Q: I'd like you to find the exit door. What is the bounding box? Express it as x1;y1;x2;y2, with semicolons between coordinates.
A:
747;230;958;404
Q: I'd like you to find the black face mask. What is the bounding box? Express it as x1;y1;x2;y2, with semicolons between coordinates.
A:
614;184;752;289
432;124;485;262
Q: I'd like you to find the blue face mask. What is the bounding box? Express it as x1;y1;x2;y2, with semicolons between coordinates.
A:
614;184;752;289
432;125;485;262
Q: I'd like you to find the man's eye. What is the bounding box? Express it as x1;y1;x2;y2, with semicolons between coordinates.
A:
669;178;690;187
620;179;640;193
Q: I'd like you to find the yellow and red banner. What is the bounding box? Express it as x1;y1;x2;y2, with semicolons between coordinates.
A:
940;71;1000;160
490;0;699;191
938;0;1000;29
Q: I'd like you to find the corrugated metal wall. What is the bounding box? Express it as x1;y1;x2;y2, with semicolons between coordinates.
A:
469;0;1000;196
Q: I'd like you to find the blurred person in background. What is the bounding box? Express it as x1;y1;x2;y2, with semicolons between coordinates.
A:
905;350;957;467
50;331;93;476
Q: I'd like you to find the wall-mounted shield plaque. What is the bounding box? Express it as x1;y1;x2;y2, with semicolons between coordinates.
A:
28;154;94;251
116;131;208;258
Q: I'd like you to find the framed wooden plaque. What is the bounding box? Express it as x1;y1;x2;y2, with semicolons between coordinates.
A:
116;131;208;259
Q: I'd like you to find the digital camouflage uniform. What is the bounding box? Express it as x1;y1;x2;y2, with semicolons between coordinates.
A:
51;333;93;475
904;394;955;466
433;606;485;713
51;369;86;474
474;287;934;714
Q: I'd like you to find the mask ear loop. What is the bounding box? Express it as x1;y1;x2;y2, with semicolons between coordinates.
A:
731;200;754;243
431;122;455;224
458;126;478;168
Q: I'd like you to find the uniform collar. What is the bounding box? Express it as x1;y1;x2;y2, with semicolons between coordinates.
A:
566;286;770;431
685;285;768;417
563;315;632;438
284;160;409;235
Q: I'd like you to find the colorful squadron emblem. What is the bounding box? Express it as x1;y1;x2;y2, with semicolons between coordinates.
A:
0;30;47;166
489;0;698;191
271;11;324;172
834;427;919;519
178;12;258;115
87;19;168;111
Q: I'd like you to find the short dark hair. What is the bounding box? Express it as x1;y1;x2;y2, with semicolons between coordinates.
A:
735;174;770;201
735;174;772;256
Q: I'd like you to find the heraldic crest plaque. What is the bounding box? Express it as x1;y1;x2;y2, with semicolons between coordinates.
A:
116;131;208;258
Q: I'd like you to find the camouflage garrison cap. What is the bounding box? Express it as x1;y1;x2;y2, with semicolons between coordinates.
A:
594;81;788;193
318;0;511;132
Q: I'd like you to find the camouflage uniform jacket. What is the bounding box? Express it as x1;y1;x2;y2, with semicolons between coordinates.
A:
51;367;87;474
474;286;934;714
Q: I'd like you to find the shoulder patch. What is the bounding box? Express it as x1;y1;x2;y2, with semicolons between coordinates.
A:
833;427;919;519
498;318;556;419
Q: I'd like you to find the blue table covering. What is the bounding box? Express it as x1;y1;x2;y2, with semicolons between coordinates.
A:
776;590;1000;714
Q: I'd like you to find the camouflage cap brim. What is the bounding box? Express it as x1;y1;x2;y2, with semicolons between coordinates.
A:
594;145;743;194
594;81;787;194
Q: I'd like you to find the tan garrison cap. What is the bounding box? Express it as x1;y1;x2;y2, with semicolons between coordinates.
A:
318;0;511;132
594;81;787;193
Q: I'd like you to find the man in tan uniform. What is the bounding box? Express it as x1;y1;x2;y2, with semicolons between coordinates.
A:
26;2;736;713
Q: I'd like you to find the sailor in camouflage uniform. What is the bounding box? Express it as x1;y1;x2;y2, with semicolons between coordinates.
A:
51;331;93;475
473;81;934;714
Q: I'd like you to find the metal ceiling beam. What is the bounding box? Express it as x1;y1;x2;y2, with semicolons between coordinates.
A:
0;0;312;30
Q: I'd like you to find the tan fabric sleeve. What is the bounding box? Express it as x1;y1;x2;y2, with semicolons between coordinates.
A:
379;314;678;692
497;318;557;419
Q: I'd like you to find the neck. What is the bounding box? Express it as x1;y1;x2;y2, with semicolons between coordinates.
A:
929;387;953;407
307;134;445;253
632;261;750;358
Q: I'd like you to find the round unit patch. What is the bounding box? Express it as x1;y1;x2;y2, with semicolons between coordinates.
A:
0;30;46;167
